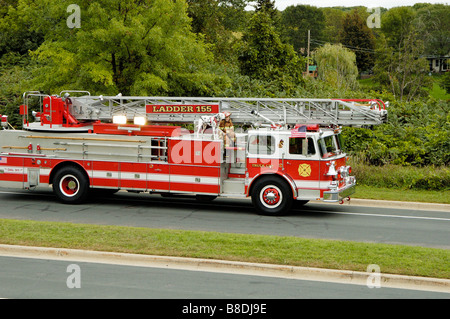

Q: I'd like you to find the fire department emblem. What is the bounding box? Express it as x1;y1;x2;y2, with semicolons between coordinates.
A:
298;164;311;177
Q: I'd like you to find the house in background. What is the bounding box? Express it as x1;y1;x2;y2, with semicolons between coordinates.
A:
425;53;449;73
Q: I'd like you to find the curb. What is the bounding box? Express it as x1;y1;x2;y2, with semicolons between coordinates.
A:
0;244;448;294
316;198;450;212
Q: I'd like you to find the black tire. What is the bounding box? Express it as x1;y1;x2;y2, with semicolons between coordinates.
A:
251;176;293;216
52;165;89;204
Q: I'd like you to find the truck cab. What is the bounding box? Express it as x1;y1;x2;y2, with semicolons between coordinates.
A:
244;126;355;215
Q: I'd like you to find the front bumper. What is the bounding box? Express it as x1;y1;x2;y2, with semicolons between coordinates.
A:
323;177;356;202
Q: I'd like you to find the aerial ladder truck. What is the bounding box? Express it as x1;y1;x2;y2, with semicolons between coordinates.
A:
0;90;387;215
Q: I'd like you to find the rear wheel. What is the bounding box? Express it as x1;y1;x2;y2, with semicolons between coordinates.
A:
251;176;293;216
52;166;89;204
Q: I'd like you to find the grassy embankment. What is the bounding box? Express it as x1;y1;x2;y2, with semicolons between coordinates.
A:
0;219;448;279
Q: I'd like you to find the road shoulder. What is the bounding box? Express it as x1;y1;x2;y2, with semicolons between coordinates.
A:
316;198;450;212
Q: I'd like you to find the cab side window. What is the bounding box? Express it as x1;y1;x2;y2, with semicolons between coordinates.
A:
248;135;275;155
289;137;315;156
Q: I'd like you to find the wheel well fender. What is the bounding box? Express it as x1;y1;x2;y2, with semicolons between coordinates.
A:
49;161;89;185
247;173;297;198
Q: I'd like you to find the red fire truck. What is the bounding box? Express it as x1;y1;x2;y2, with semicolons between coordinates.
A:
0;91;387;215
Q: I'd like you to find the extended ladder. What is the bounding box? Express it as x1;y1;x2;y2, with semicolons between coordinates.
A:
24;91;388;128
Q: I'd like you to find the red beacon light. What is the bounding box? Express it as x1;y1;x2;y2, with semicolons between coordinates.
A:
306;124;320;131
1;115;8;129
292;124;320;132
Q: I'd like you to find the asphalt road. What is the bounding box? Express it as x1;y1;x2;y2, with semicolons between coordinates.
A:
0;188;449;249
0;187;449;299
0;256;448;299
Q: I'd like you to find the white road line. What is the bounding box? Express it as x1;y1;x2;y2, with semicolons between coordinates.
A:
326;211;450;221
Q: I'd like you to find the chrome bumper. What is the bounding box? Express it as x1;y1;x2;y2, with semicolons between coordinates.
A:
323;178;356;202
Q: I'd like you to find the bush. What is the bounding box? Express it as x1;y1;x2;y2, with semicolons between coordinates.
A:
441;71;450;94
349;158;450;190
341;98;450;167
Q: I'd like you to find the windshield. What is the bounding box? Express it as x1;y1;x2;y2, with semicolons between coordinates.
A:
318;134;341;158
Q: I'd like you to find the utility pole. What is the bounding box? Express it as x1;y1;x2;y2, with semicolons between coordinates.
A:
306;30;310;75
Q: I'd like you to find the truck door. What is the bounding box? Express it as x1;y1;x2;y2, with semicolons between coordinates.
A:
283;136;321;200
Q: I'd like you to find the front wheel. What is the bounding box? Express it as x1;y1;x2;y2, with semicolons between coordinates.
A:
251;176;293;216
52;166;89;204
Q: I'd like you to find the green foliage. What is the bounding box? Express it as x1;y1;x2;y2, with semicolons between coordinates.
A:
321;8;345;43
380;6;417;47
186;0;247;63
415;4;450;57
374;7;433;101
349;159;450;191
313;43;358;90
0;0;44;58
341;9;375;72
342;98;450;168
237;10;305;93
280;4;325;53
13;0;228;96
442;71;450;94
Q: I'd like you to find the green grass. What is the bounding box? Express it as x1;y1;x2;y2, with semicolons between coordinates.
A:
0;219;448;279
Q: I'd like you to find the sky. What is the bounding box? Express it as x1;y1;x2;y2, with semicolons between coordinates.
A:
265;0;448;10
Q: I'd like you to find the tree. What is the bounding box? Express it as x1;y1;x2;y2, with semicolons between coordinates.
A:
374;7;432;101
321;8;345;43
186;0;249;63
416;4;450;72
280;5;325;55
237;10;305;91
380;6;416;48
255;0;277;16
442;69;450;93
13;0;228;97
0;0;44;59
313;43;358;90
218;0;250;32
341;9;375;73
